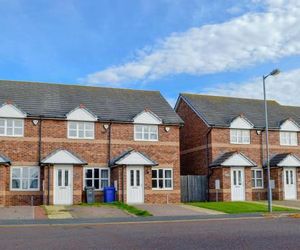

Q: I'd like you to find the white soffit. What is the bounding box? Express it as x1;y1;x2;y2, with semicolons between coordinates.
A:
0;104;26;118
42;149;85;164
278;155;300;167
280;120;300;132
230;116;253;129
133;110;162;125
116;151;155;165
66;107;97;121
222;153;255;167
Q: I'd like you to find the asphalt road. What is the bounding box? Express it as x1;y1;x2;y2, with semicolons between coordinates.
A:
1;217;300;249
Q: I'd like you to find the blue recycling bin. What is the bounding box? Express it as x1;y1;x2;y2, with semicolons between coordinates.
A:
103;186;116;203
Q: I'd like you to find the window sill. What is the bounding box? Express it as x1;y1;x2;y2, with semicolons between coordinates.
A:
134;139;159;142
68;137;95;140
10;189;40;192
0;135;24;138
152;188;173;191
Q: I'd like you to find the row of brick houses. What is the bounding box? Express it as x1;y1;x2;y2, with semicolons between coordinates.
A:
1;79;300;206
176;94;300;202
0;80;182;206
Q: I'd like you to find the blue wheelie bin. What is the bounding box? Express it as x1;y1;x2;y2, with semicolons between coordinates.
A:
103;186;116;203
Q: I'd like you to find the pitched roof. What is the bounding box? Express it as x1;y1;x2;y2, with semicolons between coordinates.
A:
210;151;257;167
110;149;158;167
0;153;10;165
41;149;87;165
0;80;182;124
178;93;300;129
269;153;300;167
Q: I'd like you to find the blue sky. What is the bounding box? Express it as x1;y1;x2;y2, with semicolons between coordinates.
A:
1;0;300;106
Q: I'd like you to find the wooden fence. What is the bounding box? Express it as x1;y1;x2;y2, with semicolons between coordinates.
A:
181;175;207;202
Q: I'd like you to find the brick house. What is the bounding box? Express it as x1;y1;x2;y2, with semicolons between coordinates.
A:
176;93;300;202
0;80;182;206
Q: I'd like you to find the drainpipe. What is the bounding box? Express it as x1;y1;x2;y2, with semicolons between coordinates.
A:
47;164;50;205
206;127;212;201
107;122;112;167
122;166;125;203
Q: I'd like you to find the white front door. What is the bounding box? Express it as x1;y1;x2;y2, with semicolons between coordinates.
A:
54;166;73;205
231;168;245;201
284;168;297;200
126;166;144;203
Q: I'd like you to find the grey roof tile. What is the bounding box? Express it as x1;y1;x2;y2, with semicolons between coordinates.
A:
0;80;183;124
180;93;300;129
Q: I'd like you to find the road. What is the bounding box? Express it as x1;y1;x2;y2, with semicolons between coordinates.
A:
1;217;300;249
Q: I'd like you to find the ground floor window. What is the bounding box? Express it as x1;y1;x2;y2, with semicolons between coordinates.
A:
252;169;263;188
152;168;173;190
11;166;40;191
84;168;109;190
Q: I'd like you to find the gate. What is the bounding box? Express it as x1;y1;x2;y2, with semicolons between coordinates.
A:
181;175;207;202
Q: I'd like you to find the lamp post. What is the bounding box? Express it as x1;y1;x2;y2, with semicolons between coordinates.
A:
263;69;280;213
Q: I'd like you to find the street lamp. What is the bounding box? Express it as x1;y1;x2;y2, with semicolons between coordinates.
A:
263;69;280;213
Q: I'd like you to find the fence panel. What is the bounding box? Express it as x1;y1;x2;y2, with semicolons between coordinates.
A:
181;175;207;202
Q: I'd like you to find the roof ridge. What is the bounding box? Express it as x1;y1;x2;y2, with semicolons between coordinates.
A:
180;93;279;103
0;79;160;93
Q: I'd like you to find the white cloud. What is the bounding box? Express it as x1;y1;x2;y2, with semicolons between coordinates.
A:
204;68;300;106
83;0;300;85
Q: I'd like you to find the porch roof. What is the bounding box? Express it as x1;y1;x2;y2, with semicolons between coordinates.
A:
110;149;158;167
269;153;300;167
41;149;87;165
0;153;10;165
210;152;257;168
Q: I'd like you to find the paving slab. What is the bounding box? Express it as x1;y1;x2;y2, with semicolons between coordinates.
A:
44;206;73;219
258;200;300;210
135;204;221;216
69;205;131;218
0;206;34;220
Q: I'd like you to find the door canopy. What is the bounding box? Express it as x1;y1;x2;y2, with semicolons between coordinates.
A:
269;153;300;167
0;153;10;165
210;152;257;168
41;149;87;165
111;149;158;166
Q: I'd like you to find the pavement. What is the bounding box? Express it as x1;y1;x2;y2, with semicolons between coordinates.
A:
1;216;300;249
0;206;34;220
257;200;300;210
135;203;224;216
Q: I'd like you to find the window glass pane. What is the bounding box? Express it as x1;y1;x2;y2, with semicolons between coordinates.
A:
85;122;94;130
94;169;99;178
135;125;143;132
94;179;100;189
22;179;28;189
257;179;263;187
135;133;143;140
0;127;4;135
152;170;157;178
290;171;294;185
86;180;93;187
12;179;20;189
7;119;13;127
143;126;149;133
143;133;149;140
251;179;256;187
150;133;158;140
159;169;163;178
85;169;93;178
159;180;163;188
14;127;23;135
101;169;108;179
65;170;69;186
85;130;94;138
23;168;29;178
30;179;38;189
0;119;4;126
58;170;62;186
233;171;237;185
78;130;84;138
256;170;262;178
165;179;172;188
165;170;172;178
152;179;157;188
30;168;39;178
7;127;13;135
285;171;289;184
12;168;21;178
78;122;84;130
14;120;23;127
130;170;134;186
136;170;140;186
69;122;77;130
149;126;157;133
101;180;109;188
238;171;242;185
69;130;77;137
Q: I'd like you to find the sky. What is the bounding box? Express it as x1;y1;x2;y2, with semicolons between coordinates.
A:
1;0;300;107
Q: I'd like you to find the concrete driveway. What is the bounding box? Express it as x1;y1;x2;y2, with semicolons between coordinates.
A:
135;204;223;216
0;206;34;220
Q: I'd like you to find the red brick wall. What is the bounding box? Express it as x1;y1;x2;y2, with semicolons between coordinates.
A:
0;118;180;205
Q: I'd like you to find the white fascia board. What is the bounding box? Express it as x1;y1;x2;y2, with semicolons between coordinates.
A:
230;116;253;129
278;155;300;167
133;110;162;125
280;119;300;132
66;107;97;121
222;153;256;167
116;151;155;165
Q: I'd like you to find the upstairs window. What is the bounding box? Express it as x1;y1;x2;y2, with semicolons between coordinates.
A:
280;131;298;146
0;118;24;137
230;129;250;144
68;121;94;139
134;125;158;141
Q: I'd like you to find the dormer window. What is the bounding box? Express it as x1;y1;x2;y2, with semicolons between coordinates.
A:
0;103;26;137
280;119;299;146
66;106;97;140
133;109;162;142
229;116;253;145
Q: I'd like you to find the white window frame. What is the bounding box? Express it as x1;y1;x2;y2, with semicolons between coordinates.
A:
134;124;159;141
0;118;24;137
10;166;40;191
251;169;263;189
152;168;173;190
68;121;95;139
230;129;250;144
280;131;298;146
83;167;110;191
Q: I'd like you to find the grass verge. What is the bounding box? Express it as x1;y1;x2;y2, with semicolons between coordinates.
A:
79;202;152;217
188;201;299;214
